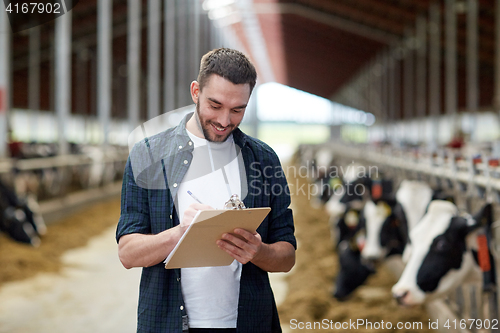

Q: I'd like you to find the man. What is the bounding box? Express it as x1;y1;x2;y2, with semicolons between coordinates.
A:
117;48;296;333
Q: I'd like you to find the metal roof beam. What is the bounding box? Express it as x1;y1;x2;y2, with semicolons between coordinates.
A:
335;0;416;23
290;0;407;35
254;2;400;45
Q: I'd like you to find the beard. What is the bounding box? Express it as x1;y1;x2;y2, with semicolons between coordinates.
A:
195;103;240;143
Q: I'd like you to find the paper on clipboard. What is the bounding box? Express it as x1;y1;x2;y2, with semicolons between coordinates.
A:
164;207;271;269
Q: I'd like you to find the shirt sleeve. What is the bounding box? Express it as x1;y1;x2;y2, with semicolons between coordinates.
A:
266;153;297;249
116;156;151;242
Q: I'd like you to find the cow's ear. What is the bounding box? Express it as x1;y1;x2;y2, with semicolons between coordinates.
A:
431;189;455;204
472;203;493;228
452;215;480;236
453;204;493;236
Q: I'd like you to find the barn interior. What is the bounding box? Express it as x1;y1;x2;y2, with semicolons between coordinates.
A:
1;0;500;332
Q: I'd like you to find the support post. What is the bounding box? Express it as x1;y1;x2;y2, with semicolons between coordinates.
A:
495;0;500;113
148;0;161;120
29;26;40;142
445;0;457;123
416;15;427;144
403;32;414;122
0;3;10;157
97;0;112;145
128;0;141;132
164;0;175;113
416;16;427;117
192;0;200;81
55;10;72;155
177;0;188;107
467;0;479;141
429;2;441;147
382;51;389;141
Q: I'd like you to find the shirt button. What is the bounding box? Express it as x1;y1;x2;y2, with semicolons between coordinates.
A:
183;160;188;165
173;183;178;188
177;277;181;282
188;141;193;146
178;145;182;150
169;215;172;219
180;305;184;311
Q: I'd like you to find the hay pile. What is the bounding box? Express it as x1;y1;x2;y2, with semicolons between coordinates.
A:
278;174;429;332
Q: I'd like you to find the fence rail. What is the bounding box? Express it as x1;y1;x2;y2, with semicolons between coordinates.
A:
0;149;129;203
326;143;500;201
0;152;129;173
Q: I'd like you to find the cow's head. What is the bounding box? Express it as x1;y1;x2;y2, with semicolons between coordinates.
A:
395;180;433;231
333;240;375;300
335;204;366;249
360;199;399;261
393;180;433;263
0;206;40;246
326;176;366;248
392;201;491;306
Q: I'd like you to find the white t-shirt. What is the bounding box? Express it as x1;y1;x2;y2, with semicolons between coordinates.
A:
177;129;243;329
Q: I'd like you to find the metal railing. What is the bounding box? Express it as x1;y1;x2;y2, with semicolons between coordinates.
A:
0;148;129;201
326;142;500;202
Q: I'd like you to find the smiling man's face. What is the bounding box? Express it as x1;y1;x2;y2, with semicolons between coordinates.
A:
190;74;250;142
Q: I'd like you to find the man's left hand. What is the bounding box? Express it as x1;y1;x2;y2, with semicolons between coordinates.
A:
216;228;263;265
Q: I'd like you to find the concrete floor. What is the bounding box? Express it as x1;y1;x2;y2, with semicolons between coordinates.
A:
0;226;289;333
0;227;141;333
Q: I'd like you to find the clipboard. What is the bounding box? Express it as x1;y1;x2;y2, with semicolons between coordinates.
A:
164;207;271;269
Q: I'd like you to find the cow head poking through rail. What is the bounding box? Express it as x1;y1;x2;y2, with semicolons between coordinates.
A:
391;201;491;306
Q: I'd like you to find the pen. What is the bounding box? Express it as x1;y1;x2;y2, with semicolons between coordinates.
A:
187;191;204;204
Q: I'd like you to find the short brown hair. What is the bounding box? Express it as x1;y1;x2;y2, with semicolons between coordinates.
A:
197;48;257;94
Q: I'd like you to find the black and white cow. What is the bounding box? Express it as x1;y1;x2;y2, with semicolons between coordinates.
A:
325;165;372;246
361;180;433;261
0;179;42;246
310;147;339;207
333;239;374;300
0;179;46;236
334;202;365;248
331;200;378;300
391;201;491;305
359;198;402;260
331;177;391;300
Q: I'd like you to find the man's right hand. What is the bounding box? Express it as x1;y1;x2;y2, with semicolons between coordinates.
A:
118;203;213;269
118;202;212;269
180;203;213;229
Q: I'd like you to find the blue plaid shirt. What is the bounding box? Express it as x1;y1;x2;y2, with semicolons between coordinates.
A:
117;113;296;333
